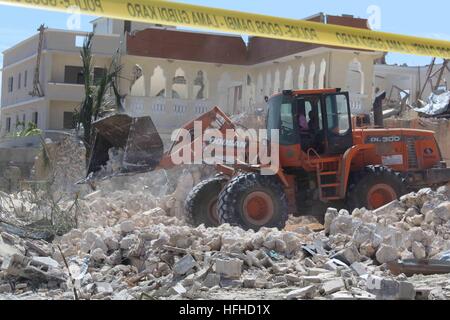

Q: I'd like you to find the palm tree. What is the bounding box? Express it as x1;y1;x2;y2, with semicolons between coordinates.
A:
77;33;123;165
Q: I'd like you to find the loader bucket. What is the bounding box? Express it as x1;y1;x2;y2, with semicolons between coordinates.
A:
87;114;164;177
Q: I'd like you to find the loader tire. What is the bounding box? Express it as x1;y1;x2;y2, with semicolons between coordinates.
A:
347;165;408;211
184;176;228;227
217;173;288;231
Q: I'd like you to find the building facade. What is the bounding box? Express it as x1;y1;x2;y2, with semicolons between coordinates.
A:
1;14;383;137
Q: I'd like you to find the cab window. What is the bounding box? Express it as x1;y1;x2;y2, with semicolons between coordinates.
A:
266;95;297;145
325;94;350;135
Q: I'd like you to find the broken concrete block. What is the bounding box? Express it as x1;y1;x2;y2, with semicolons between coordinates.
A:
351;288;376;300
91;248;106;262
324;258;349;271
304;258;316;268
0;284;12;293
285;274;302;283
32;257;60;269
411;215;424;227
120;220;135;234
331;291;354;300
170;282;187;295
334;244;362;264
350;262;368;276
243;277;257;288
203;273;221;288
215;258;242;279
322;278;345;295
432;202;450;221
120;234;137;250
286;285;317;300
330;215;354;236
375;244;399;264
324;208;338;234
412;241;427;259
95;282;113;294
359;241;376;258
373;200;404;218
0;240;21;258
173;254;197;275
366;275;415;300
220;279;243;288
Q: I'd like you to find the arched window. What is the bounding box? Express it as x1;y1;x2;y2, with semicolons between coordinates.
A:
308;61;316;89
273;69;281;94
149;66;166;97
130;64;145;96
298;64;305;89
284;66;294;90
193;70;208;99
318;58;327;89
172;68;188;99
346;58;364;95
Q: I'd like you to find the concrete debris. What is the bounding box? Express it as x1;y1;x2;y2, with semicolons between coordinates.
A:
1;162;450;300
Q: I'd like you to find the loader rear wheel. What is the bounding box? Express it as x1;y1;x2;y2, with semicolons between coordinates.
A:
217;173;288;231
185;176;228;227
347;165;407;211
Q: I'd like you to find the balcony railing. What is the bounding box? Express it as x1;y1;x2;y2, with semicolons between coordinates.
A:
47;82;85;102
349;93;370;114
125;96;216;134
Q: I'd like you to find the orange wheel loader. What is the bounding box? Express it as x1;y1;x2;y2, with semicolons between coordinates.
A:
86;88;450;231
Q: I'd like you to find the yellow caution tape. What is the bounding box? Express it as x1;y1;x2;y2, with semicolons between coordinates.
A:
1;0;450;59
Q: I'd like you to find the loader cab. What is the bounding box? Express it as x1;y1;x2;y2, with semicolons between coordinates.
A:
266;89;353;155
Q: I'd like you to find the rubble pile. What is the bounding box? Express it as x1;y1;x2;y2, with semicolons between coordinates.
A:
1;178;450;300
32;135;87;196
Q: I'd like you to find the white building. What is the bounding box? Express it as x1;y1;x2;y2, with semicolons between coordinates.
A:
1;14;383;137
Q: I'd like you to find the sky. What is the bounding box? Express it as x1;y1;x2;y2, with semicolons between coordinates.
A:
0;0;449;68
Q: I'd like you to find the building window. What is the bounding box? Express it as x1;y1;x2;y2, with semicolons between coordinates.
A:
75;35;86;48
63;112;76;129
150;66;166;97
18;73;21;90
172;68;188;99
64;66;85;84
8;76;14;93
24;71;28;88
32;112;38;126
6;117;11;133
193;70;208;99
94;67;107;84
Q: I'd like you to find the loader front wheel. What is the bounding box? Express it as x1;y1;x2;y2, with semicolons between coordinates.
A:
217;173;288;231
185;177;228;227
347;165;407;211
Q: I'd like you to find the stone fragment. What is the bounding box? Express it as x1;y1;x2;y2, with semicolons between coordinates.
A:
286;285;317;300
324;208;338;234
173;254;197;275
95;282;113;294
215;258;242;279
350;262;368;276
366;275;415;300
322;278;345;295
375;244;399;264
170;282;187;295
120;220;135;234
411;241;426;259
203;273;221;288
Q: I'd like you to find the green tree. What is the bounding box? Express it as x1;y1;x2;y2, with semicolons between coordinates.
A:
77;33;123;165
